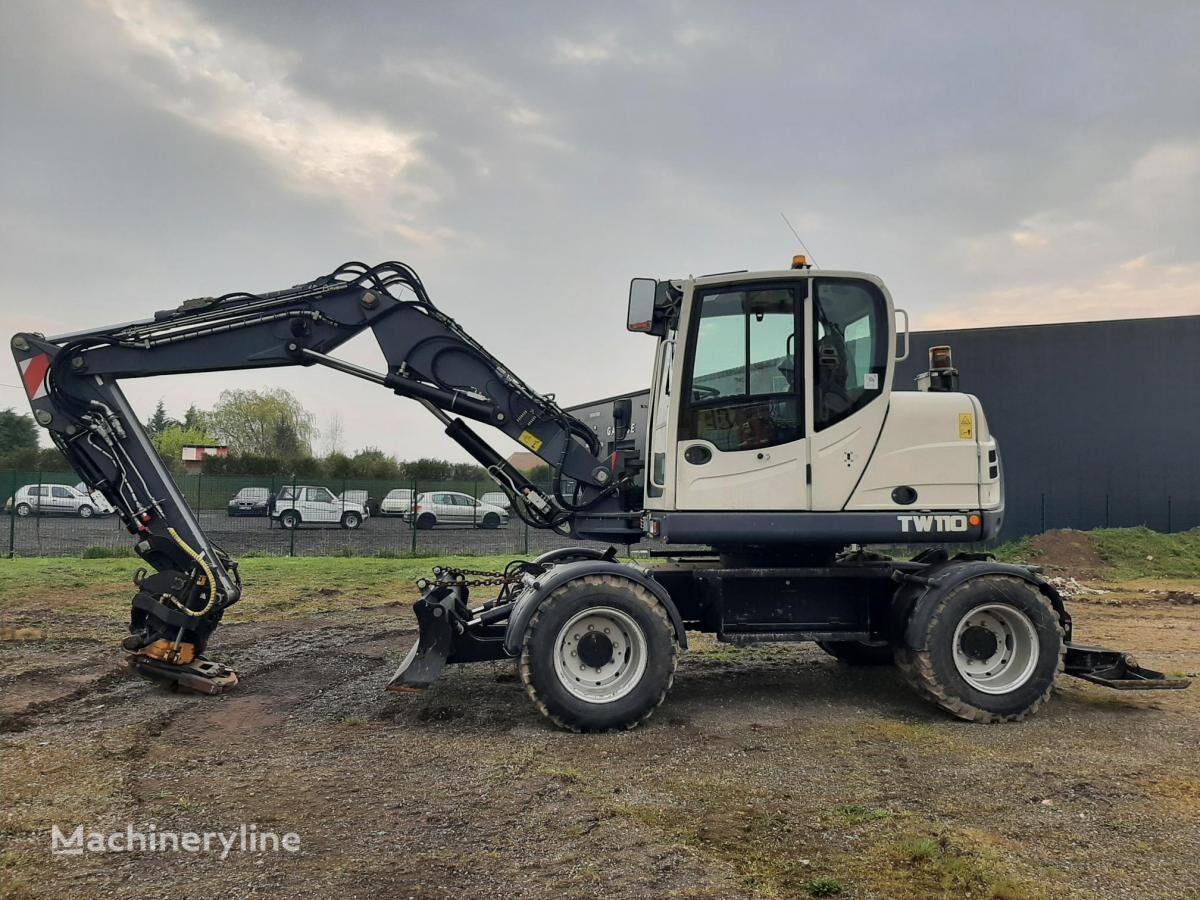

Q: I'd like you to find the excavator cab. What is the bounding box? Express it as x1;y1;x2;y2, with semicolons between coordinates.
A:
627;263;1003;548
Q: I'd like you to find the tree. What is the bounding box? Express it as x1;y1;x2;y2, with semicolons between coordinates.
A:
351;447;401;480
0;408;38;456
321;412;345;457
146;400;173;435
207;388;315;458
182;404;207;433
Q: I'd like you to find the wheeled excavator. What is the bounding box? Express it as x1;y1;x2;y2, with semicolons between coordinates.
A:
12;258;1187;731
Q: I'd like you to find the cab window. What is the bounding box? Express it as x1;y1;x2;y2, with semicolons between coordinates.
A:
813;278;888;431
680;284;804;452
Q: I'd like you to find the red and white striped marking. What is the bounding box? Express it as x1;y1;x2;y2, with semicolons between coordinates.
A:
18;354;50;400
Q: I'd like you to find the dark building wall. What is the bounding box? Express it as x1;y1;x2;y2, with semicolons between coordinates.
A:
571;314;1200;540
898;314;1200;539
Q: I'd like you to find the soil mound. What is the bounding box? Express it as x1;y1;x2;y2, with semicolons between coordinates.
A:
1023;529;1107;577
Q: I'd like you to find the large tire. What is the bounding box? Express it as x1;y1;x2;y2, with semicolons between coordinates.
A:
341;511;362;530
520;574;678;732
415;513;436;530
279;510;301;530
817;639;894;666
895;575;1065;723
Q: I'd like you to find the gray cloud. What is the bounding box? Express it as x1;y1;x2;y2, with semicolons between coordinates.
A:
2;0;1197;459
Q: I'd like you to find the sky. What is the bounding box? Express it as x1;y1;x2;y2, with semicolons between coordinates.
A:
1;0;1197;462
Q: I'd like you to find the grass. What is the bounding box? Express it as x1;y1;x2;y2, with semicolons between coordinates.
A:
0;554;526;624
995;527;1200;579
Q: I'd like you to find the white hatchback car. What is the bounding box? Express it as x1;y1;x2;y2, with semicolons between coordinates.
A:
379;488;414;517
404;492;509;529
7;483;113;518
272;485;367;530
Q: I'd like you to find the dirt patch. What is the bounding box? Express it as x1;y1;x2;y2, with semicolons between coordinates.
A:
1;595;1198;899
1023;529;1108;577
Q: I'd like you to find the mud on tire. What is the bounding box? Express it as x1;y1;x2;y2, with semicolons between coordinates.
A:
895;575;1065;723
519;574;678;732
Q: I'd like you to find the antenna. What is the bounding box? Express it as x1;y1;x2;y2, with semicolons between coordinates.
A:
780;212;819;269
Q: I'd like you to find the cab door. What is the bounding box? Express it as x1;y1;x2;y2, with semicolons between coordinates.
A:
807;277;893;510
674;282;810;511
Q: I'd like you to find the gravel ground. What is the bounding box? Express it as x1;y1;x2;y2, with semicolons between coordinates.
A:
2;587;1198;899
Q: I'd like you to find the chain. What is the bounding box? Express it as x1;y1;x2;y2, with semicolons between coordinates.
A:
443;567;518;588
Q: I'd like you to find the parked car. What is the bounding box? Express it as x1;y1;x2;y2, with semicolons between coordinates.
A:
338;489;378;518
72;482;117;516
403;492;509;529
479;491;512;511
227;486;272;517
6;483;111;518
271;485;366;530
379;488;414;517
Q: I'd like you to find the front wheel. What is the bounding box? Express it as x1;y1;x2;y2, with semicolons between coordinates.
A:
519;574;678;732
895;575;1064;723
477;512;500;530
77;504;94;519
340;511;362;530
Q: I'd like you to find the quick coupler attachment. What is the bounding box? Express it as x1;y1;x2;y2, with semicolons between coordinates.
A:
1064;643;1191;691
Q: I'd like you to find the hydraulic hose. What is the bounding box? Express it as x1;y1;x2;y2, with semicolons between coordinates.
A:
164;527;218;618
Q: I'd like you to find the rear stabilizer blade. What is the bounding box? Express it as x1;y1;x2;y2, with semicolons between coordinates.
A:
386;594;456;691
1064;643;1191;691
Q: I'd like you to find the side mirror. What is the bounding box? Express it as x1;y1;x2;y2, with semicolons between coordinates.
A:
612;397;632;441
627;278;657;332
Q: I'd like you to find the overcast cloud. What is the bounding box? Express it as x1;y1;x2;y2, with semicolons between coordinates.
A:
1;0;1197;461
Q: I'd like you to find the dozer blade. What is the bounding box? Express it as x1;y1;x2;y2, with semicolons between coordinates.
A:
127;655;239;695
1064;644;1191;691
386;593;455;692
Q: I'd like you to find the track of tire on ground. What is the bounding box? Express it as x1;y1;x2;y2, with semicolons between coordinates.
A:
1;599;1198;899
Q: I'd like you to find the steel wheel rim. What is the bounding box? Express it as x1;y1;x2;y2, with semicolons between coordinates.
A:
553;606;648;703
952;603;1040;695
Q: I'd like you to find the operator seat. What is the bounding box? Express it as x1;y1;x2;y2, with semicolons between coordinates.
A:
816;328;855;422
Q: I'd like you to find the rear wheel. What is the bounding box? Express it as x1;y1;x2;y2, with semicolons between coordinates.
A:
895;575;1064;723
817;639;894;666
77;504;94;519
415;513;436;530
340;511;362;530
279;510;301;530
520;574;677;732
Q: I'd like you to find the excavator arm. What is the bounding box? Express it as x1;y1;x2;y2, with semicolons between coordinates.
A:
11;262;642;692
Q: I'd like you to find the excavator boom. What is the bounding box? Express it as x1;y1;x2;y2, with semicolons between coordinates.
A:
11;262;639;692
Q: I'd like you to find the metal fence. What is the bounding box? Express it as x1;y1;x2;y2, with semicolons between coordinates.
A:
0;469;602;559
1;468;1194;559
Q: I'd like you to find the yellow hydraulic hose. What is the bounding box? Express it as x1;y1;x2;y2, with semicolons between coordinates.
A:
164;527;218;618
